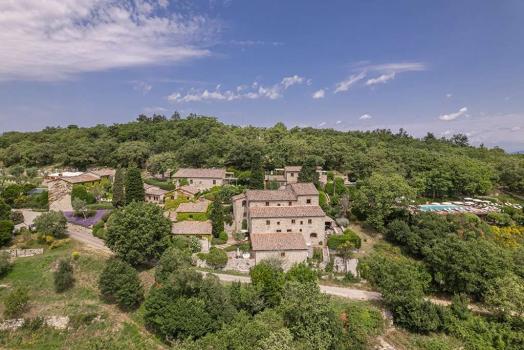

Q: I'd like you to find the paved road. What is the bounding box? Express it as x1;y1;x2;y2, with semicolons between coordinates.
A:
200;271;382;301
67;224;111;254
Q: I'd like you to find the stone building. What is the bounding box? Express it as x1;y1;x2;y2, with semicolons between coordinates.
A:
173;168;236;191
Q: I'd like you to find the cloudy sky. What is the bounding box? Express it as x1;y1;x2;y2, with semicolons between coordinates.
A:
0;0;523;151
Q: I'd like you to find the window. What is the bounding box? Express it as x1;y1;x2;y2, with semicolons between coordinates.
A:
288;201;292;206
213;179;216;184
306;199;311;204
290;172;294;177
243;212;246;217
277;221;280;225
286;229;292;232
308;219;312;224
310;233;317;238
189;179;193;184
280;252;286;257
291;219;296;224
265;202;269;206
277;203;281;206
299;229;302;232
242;200;246;207
300;221;303;225
266;220;270;225
276;229;282;232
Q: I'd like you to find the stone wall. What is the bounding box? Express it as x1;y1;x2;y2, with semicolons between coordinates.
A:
249;216;326;246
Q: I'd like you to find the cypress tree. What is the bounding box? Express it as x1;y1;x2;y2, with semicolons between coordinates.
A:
112;168;125;208
210;198;224;238
249;153;265;189
298;157;319;186
125;167;145;204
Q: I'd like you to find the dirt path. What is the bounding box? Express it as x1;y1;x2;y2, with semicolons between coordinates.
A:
200;271;382;301
67;223;112;254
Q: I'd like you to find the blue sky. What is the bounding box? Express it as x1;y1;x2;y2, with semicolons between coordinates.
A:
1;0;523;151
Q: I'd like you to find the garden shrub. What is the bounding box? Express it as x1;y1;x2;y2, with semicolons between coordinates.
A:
10;211;24;225
33;211;67;238
98;258;144;310
71;184;96;204
327;229;361;250
202;247;228;269
4;286;29;318
54;259;75;292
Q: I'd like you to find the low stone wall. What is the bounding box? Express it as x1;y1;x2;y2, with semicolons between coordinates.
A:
1;248;44;258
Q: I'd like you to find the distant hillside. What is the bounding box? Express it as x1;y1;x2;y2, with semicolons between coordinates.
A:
1;115;523;196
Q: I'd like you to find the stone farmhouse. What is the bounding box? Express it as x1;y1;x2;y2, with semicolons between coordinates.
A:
171;220;212;252
251;232;309;270
232;182;330;266
173;168;236;191
144;184;169;204
264;165;328;188
45;168;115;211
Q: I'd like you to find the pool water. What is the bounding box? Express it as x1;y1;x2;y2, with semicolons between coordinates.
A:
419;204;459;212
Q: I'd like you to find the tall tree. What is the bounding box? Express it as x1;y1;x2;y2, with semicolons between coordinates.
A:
112;167;125;208
124;167;145;204
209;197;224;238
298;157;319;186
249;153;265;189
106;202;171;266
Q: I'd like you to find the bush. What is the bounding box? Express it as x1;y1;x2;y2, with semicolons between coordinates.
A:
202;247;228;269
155;247;192;282
286;263;317;284
71;184;96;204
0;251;12;277
171;235;201;253
327;229;361;250
10;211;24;225
33;211;67;238
71;251;80;261
219;231;228;242
0;220;14;246
4;286;29;318
98;258;144;310
0;198;12;220
54;259;74;292
250;259;285;307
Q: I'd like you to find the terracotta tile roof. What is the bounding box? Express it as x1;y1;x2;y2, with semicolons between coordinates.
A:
287;183;318;196
171;220;212;235
88;168;115;177
231;193;246;201
176;200;210;213
61;173;100;184
178;185;200;196
245;190;296;202
284;166;302;172
265;174;286;182
249;205;325;218
173;168;226;179
251;232;307;251
144;184;168;196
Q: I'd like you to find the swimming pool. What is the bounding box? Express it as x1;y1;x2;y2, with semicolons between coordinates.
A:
419;204;460;212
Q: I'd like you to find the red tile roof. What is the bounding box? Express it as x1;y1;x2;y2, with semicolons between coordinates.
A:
287;183;318;196
245;190;296;202
249;205;325;218
176;200;210;213
144;184;168;196
173;168;226;179
251;232;307;251
171;220;212;235
61;173;100;184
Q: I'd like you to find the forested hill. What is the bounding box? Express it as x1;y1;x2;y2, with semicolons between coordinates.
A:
1;115;523;196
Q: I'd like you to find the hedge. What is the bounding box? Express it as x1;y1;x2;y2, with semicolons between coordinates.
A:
327;229;361;250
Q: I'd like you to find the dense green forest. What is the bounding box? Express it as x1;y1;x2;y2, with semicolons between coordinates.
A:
1;115;523;198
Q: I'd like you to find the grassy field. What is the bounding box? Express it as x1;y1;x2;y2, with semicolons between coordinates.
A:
0;241;166;350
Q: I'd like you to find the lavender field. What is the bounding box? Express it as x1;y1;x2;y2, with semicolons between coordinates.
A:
63;210;109;227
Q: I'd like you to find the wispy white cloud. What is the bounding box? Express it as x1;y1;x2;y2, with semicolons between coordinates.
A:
446;93;452;98
229;40;284;47
312;89;325;99
334;72;366;93
0;0;218;81
439;107;468;121
168;75;307;103
281;75;305;89
132;81;153;95
335;120;342;125
366;72;396;86
359;114;372;120
318;122;327;127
